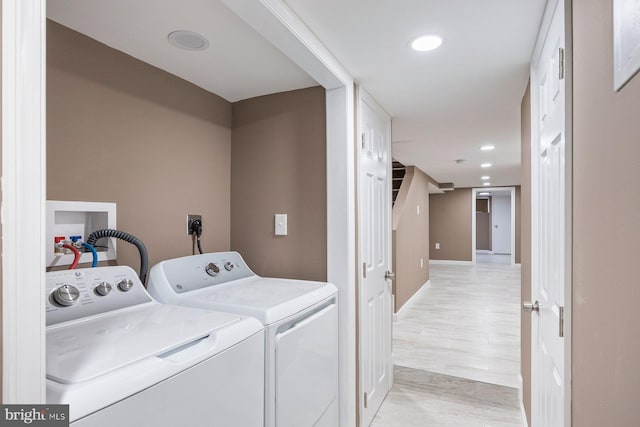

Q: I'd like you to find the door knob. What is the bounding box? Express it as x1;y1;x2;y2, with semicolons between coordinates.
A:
385;271;396;280
523;300;539;313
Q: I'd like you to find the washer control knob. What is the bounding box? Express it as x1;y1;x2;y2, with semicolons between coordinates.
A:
95;281;112;296
205;263;220;277
53;285;80;307
118;279;134;292
224;262;234;271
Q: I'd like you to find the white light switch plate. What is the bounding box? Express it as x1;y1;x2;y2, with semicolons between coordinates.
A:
275;214;287;236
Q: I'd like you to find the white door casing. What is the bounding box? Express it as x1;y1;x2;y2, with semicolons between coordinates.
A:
492;195;512;254
358;88;393;427
530;0;571;425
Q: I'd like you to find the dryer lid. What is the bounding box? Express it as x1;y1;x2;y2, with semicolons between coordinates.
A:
46;304;245;384
187;277;337;324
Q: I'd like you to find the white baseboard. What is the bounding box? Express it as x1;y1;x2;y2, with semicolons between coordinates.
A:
475;250;493;254
519;374;529;427
393;280;430;321
429;260;473;266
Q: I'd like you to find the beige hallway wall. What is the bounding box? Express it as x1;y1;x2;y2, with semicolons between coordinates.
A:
230;87;327;281
429;189;473;261
392;166;430;311
47;21;233;276
572;1;640;424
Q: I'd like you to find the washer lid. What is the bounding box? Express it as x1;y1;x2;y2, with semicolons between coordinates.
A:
184;277;337;324
46;304;246;384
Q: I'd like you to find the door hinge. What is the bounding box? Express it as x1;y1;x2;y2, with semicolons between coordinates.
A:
362;262;367;279
361;132;366;149
364;392;368;409
559;306;565;337
559;47;565;80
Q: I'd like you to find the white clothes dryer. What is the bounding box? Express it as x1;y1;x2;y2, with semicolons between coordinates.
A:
147;252;339;427
46;265;264;427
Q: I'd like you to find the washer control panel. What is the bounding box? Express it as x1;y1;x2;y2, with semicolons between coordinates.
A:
46;266;152;326
155;252;255;294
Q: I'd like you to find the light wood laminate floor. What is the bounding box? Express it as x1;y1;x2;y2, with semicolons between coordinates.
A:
372;258;522;426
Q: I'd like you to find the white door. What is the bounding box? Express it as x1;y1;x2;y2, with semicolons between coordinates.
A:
530;0;570;426
358;89;393;426
491;195;512;254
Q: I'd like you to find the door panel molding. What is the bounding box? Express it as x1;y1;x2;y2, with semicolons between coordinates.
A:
529;0;572;425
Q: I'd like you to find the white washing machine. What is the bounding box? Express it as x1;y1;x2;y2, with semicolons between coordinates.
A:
46;265;264;427
147;252;339;427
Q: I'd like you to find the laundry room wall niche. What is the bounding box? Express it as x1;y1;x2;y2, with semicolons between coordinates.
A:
231;87;327;282
46;20;233;272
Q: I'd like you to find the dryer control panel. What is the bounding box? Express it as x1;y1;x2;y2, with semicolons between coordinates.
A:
46;266;152;326
150;252;255;295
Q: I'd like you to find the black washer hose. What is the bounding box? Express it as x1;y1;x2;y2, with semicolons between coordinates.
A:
87;229;149;285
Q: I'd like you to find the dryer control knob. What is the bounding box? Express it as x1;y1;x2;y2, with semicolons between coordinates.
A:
95;281;112;296
205;263;220;277
224;262;234;271
53;284;80;307
118;279;134;292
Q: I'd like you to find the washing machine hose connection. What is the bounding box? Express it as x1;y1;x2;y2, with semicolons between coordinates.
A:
87;229;149;285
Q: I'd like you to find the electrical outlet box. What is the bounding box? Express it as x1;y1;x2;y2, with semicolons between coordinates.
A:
435;243;440;250
47;201;117;267
187;214;202;235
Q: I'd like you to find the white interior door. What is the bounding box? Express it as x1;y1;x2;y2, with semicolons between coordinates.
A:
530;0;570;425
358;89;392;427
491;195;511;254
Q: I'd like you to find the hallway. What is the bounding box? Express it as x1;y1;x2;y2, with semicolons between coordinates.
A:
372;260;522;426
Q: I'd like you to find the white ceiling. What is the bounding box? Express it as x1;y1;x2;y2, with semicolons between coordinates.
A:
284;0;546;188
47;0;318;102
48;0;546;188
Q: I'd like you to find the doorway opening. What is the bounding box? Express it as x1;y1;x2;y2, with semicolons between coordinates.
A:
472;187;516;265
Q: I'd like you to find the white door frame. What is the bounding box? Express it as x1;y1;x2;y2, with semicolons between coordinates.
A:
4;0;359;424
2;0;47;403
529;0;572;424
471;187;516;265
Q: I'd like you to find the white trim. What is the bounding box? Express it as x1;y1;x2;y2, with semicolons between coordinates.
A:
518;374;529;427
2;0;47;402
429;260;473;266
471;187;517;265
475;250;494;254
393;280;430;321
218;2;356;426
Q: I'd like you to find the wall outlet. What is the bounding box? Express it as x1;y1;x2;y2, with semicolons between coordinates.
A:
435;243;440;250
420;258;424;268
187;214;202;235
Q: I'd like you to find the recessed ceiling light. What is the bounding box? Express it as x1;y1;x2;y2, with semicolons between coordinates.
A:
481;163;492;168
410;35;443;52
479;192;490;196
481;145;495;151
481;176;490;180
168;30;210;51
483;182;491;186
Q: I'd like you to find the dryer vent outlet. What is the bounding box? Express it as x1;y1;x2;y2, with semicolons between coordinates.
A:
187;214;203;235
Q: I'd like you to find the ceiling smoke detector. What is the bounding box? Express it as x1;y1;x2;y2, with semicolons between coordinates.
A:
168;30;210;51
